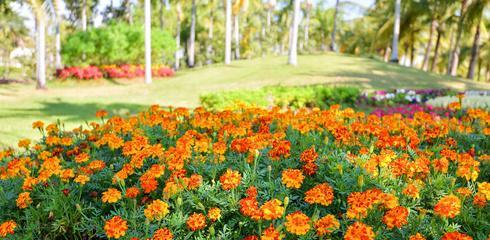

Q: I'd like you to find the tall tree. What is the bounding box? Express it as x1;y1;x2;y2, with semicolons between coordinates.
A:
302;0;312;51
225;0;232;64
144;0;151;84
187;0;196;67
448;0;468;76
29;0;49;89
288;0;300;65
53;0;62;69
466;0;489;79
330;0;340;52
390;0;401;62
175;2;183;69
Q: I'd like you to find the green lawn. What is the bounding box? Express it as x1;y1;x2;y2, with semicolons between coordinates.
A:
1;53;489;147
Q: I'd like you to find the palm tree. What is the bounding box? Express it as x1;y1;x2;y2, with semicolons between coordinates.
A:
175;2;183;69
448;0;468;76
225;0;232;64
53;0;62;69
29;0;51;89
288;0;300;65
302;0;312;51
232;0;249;60
330;0;340;52
187;0;196;67
144;0;151;84
466;0;489;79
390;0;401;63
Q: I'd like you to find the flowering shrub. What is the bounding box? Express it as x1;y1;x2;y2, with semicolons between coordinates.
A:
370;104;457;118
1;106;489;239
358;88;453;106
56;65;174;80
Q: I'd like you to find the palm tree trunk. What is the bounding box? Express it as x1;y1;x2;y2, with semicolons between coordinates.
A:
430;27;442;72
304;10;310;51
82;0;87;31
446;29;455;74
467;20;481;80
330;0;340;52
144;0;152;84
449;0;467;76
422;19;436;71
410;38;415;67
486;62;490;82
225;0;232;64
383;45;390;62
234;15;240;60
55;24;62;69
175;3;181;70
390;0;401;62
207;10;214;65
188;0;196;67
36;16;46;89
288;0;300;65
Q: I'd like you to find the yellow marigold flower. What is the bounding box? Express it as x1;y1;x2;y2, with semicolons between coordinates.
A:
409;233;426;240
0;220;17;237
402;183;419;199
104;216;128;239
102;188;122;203
478;182;490;200
144;199;170;221
456;187;472;197
152;228;173;240
207;207;221;221
260;199;284;220
75;152;90;164
186;213;206;231
314;214;339;236
219;169;241;190
382;206;409;229
434;194;461;219
285;211;311;236
304;183;334;206
344;222;375;240
16;192;32;209
74;174;90;185
281;169;304;189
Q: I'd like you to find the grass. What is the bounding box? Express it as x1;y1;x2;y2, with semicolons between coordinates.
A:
1;53;489;148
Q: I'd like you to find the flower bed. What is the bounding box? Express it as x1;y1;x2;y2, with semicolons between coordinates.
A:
357;88;454;106
56;65;175;80
370;104;457;118
0;106;489;239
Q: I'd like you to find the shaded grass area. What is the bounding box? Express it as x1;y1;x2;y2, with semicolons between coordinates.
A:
1;53;489;147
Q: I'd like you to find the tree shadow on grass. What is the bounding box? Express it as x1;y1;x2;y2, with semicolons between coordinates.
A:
3;99;148;123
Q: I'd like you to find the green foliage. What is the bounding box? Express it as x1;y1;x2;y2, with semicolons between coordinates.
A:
200;85;361;110
61;23;176;66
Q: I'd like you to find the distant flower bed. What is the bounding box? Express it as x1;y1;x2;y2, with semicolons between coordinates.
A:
56;65;174;80
358;88;454;106
370;104;457;118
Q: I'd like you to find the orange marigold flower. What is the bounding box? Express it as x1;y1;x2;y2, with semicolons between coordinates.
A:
151;228;173;240
456;187;472;197
125;187;140;199
402;183;420;199
18;139;31;148
244;236;259;240
441;231;473;240
104;216;128;239
344;222;375;240
281;169;304;189
16;192;32;209
300;147;318;163
0;220;17;237
32;121;44;129
409;233;426;240
314;214;339;236
75;152;90;164
285;211;311;236
187;213;207;231
144;199;170;221
260;199;284;220
207;207;221;221
74;174;90;185
473;193;486;208
219;169;241;190
382;206;409;229
102;188;122;203
261;224;282;240
187;174;203;190
96;109;109;118
305;183;334;206
434;194;461;219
